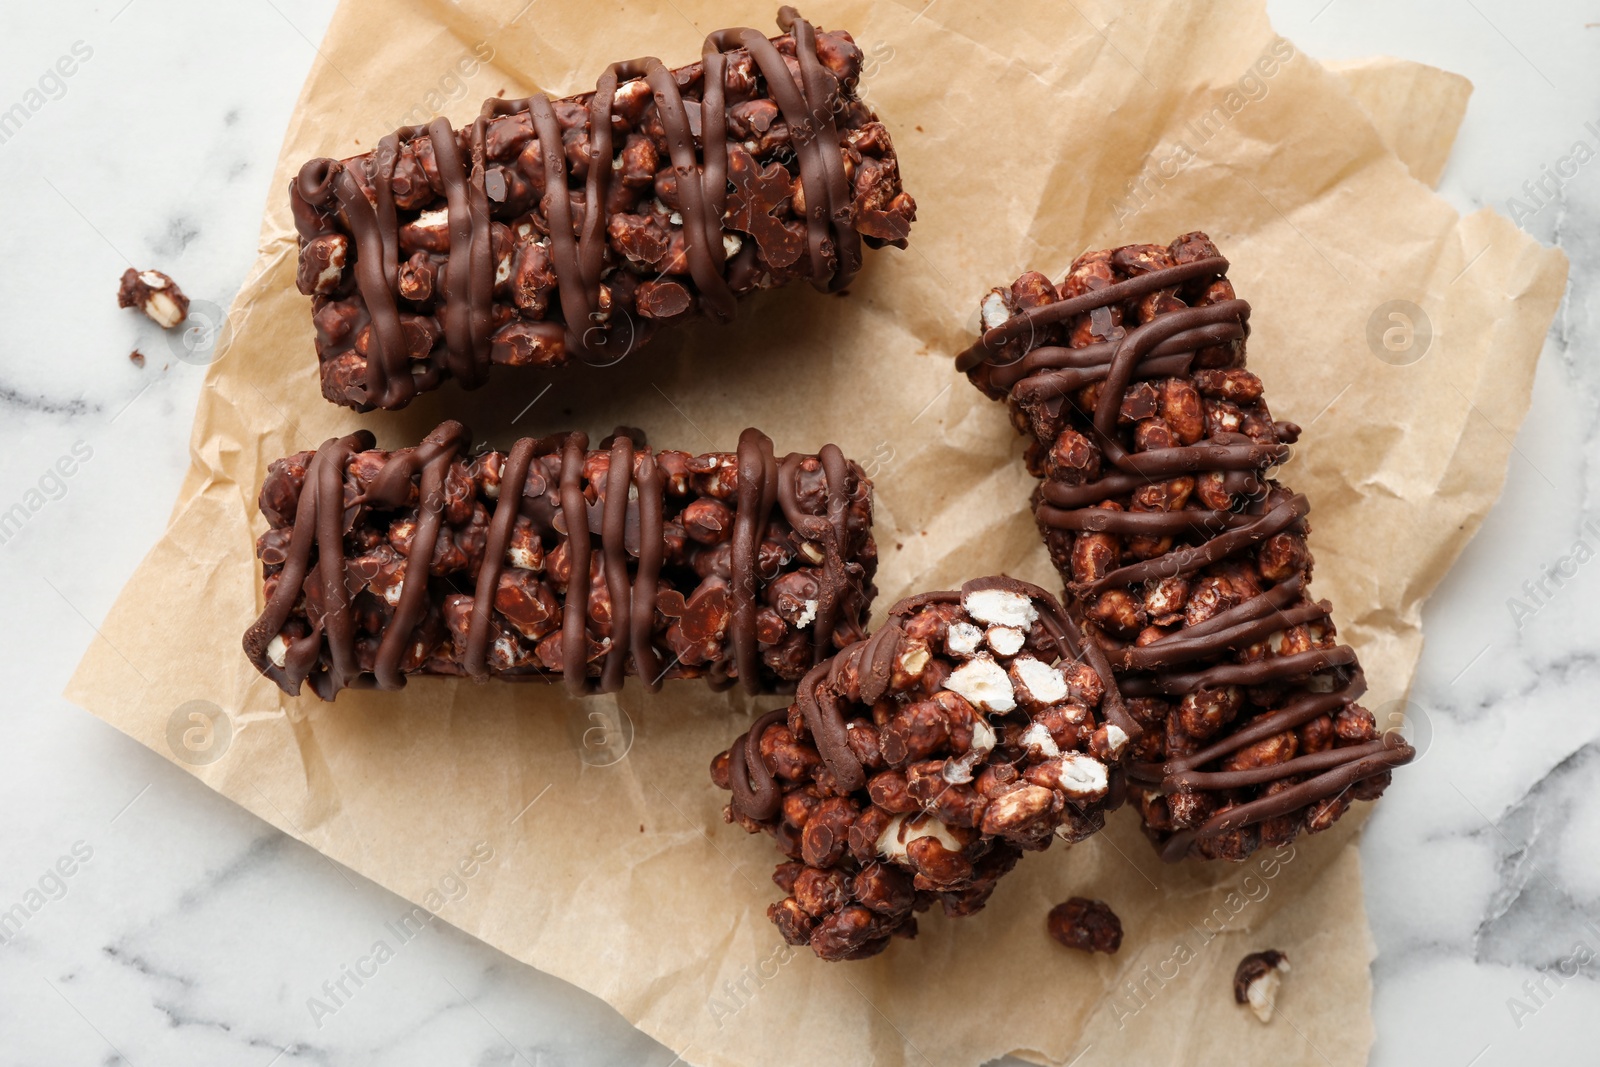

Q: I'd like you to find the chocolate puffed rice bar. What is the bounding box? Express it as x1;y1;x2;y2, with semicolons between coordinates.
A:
713;577;1137;960
244;420;875;700
291;7;916;410
957;232;1413;861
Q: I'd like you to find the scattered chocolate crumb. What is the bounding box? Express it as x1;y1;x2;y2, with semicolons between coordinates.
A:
117;268;190;329
129;350;146;368
1234;949;1290;1023
1047;897;1122;954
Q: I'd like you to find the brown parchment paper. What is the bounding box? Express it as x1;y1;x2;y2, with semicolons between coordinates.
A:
67;1;1566;1065
1325;56;1474;189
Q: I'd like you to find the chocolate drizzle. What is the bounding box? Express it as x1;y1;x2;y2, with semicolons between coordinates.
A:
291;8;905;411
959;243;1414;861
243;421;871;700
727;576;1135;822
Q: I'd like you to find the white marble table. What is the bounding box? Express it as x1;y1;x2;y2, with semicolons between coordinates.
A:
2;1;1593;1063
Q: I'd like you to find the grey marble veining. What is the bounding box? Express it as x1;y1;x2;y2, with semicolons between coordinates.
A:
2;1;1597;1064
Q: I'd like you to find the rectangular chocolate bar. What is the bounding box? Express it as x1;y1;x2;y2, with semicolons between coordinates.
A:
960;233;1413;861
244;420;875;700
291;9;915;410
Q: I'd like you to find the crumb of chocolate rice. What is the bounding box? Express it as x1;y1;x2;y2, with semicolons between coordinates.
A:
1233;949;1290;1023
1047;897;1123;955
116;268;189;329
